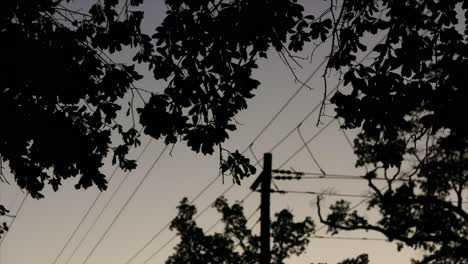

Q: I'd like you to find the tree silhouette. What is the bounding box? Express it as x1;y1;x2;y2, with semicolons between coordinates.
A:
0;1;330;199
166;198;314;264
1;0;148;198
0;0;332;239
313;1;468;263
167;197;367;264
167;197;314;264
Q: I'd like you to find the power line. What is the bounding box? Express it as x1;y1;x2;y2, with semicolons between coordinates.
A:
268;189;369;198
336;118;354;151
297;126;326;175
123;160;257;262
246;205;261;223
80;144;169;264
249;36;329;147
61;139;154;264
122;173;222;264
273;174;408;182
311;235;387;241
250;216;261;230
0;194;27;248
279;118;336;169
50;138;153;264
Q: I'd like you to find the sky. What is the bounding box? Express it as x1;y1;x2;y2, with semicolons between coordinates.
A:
0;1;422;264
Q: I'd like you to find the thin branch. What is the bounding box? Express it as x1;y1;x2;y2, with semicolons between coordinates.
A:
277;51;314;90
316;196;468;246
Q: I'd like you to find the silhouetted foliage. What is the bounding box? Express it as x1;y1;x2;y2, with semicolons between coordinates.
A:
336;254;369;264
1;0;148;198
314;1;468;263
0;0;331;198
167;197;314;264
4;1;466;262
0;205;9;239
136;0;331;184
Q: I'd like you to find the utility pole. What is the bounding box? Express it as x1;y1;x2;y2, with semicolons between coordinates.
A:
251;153;272;264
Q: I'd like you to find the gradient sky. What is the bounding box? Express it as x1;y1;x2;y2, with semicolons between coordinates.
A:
0;1;422;263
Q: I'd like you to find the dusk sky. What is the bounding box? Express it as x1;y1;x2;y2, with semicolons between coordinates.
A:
1;1;423;263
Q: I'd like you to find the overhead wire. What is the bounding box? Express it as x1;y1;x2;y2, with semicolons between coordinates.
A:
272;173;409;182
60;139;154;264
121;173;225;264
311;235;387;241
80;144;169;264
336;118;355;151
0;193;27;248
268;189;369;198
278;119;336;169
139;175;258;264
297;126;326;175
248;23;331;147
49;138;153;264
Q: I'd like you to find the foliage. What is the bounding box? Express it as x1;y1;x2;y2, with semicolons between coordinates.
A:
5;1;466;263
0;205;9;239
0;0;333;200
336;254;369;264
136;0;332;160
0;0;148;198
166;197;314;264
315;0;468;263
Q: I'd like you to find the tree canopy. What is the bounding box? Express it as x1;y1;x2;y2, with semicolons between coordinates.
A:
314;1;468;263
0;0;332;199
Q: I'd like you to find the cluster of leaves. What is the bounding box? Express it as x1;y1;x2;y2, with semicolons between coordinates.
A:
337;254;369;264
167;197;314;264
220;150;256;184
318;0;468;263
0;205;9;239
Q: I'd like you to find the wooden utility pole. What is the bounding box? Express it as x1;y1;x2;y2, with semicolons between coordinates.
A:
260;153;272;264
249;153;272;264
